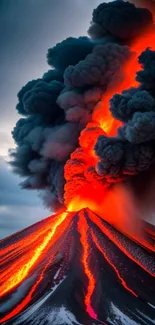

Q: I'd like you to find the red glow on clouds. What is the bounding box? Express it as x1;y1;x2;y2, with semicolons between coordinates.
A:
64;25;155;241
1;13;155;325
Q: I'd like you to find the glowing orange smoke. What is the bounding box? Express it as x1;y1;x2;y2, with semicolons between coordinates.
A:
92;27;155;137
64;25;155;244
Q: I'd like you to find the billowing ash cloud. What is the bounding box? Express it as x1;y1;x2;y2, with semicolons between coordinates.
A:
47;37;95;72
95;135;155;180
11;1;155;211
137;48;155;93
110;89;155;122
64;43;130;88
129;0;155;14
88;1;152;40
95;48;155;182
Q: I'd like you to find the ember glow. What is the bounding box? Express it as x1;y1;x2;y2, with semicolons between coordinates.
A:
1;1;155;324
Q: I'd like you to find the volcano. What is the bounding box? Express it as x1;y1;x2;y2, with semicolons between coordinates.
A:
0;208;155;325
3;1;155;324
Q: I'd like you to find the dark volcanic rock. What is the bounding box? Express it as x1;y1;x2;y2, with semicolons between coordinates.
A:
0;208;155;325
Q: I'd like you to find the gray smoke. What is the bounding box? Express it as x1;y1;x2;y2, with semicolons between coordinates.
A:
95;49;155;183
11;1;155;211
88;1;152;40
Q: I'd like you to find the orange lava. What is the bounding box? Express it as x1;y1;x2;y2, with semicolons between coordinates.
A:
0;254;55;324
0;208;154;323
89;210;155;277
0;212;68;298
91;230;138;298
77;210;97;320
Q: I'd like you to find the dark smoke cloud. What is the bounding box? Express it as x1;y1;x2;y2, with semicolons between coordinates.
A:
42;69;63;83
95;136;155;179
16;79;40;116
95;47;155;183
137;48;155;93
47;37;95;72
18;80;64;117
119;111;155;143
110;89;155;122
57;87;103;126
11;1;155;211
64;43;130;88
129;0;155;14
88;1;152;40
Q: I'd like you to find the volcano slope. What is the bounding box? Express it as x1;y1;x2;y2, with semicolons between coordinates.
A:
0;208;155;325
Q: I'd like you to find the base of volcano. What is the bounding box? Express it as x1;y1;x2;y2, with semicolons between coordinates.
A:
0;208;155;325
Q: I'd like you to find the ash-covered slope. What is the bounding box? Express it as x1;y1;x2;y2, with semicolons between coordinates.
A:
0;208;155;325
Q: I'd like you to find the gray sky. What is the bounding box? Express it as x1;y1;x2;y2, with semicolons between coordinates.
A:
0;0;105;239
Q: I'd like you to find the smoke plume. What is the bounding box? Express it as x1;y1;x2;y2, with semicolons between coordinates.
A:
11;0;155;232
129;0;155;18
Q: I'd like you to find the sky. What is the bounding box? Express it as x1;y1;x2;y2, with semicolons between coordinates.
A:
0;0;108;239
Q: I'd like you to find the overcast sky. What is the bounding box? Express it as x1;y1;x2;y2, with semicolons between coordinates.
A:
0;0;108;239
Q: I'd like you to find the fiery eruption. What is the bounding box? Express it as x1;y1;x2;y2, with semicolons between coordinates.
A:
1;1;155;324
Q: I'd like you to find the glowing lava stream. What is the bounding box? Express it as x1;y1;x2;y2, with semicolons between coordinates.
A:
91;230;138;298
77;210;97;320
0;228;54;267
88;210;155;277
0;254;55;324
0;212;68;298
0;224;54;257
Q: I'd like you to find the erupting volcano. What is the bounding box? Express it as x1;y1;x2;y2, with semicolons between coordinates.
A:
1;0;155;324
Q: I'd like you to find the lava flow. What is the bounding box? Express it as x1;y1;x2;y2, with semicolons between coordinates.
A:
0;207;155;325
